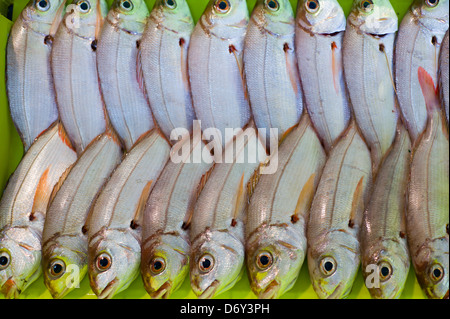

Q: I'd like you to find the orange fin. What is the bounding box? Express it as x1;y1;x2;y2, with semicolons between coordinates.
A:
58;123;75;151
418;67;440;114
284;43;299;96
131;180;153;229
279;124;297;145
231;173;246;226
291;173;316;223
331;41;340;95
30;167;52;220
349;176;365;229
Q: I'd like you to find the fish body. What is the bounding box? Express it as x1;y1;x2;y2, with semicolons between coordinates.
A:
41;132;122;299
361;124;411;299
244;0;303;146
295;0;350;151
190;123;267;298
395;0;449;142
52;0;109;155
141;136;214;299
0;123;77;298
6;0;67;151
407;68;449;299
87;130;170;299
307;120;373;299
245;114;326;299
188;0;251;148
97;0;154;152
140;0;195;142
343;0;398;175
440;30;449;123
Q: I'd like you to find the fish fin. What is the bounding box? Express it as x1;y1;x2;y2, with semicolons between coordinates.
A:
331;41;340;95
291;173;316;224
179;38;190;92
95;0;104;41
246;164;262;203
231;173;246;227
229;44;248;101
58;123;75;151
30;167;52;220
49;0;67;38
418;67;440;114
349;176;365;229
284;43;299;96
379;43;398;97
131;180;153;229
279;124;297;146
195;164;215;200
47;163;75;211
136;44;147;97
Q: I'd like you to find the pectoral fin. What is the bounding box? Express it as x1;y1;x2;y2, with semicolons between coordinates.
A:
291;173;316;224
349;176;365;229
131;180;153;229
30;167;52;220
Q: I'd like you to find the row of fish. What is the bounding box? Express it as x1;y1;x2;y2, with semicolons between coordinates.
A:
0;0;448;300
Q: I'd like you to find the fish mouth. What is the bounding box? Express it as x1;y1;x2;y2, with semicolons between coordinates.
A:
1;278;20;299
150;281;172;299
258;280;280;299
327;283;344;299
50;285;70;300
198;280;220;299
97;278;120;299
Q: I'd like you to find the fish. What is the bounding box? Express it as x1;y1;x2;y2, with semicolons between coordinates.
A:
343;0;399;176
87;129;170;299
243;0;303;147
140;0;196;143
307;119;373;299
51;0;109;155
360;123;411;299
0;123;77;298
141;136;214;299
189;122;267;299
41;131;122;299
295;0;351;152
97;0;154;152
440;30;449;124
407;67;449;299
395;0;449;142
6;0;67;151
188;0;251;149
245;114;326;299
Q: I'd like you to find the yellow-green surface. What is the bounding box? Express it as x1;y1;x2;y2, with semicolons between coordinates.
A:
0;0;427;299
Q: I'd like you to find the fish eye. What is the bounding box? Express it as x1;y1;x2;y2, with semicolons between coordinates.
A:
359;0;374;12
77;0;91;13
0;251;10;270
49;259;66;279
378;262;392;282
35;0;50;12
198;254;214;273
214;0;231;14
430;264;444;282
305;0;320;13
256;251;273;271
425;0;439;7
319;257;336;276
150;257;166;275
165;0;177;9
120;0;134;11
95;253;112;272
265;0;279;12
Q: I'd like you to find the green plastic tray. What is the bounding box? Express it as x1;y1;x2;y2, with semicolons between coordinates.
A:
0;0;427;299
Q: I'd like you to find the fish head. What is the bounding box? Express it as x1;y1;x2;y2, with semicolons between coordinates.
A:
42;236;88;299
252;0;295;35
296;0;346;34
202;0;249;38
141;234;190;299
62;0;108;38
411;0;449;32
414;238;449;299
88;229;141;299
190;230;244;299
246;225;307;299
22;0;67;34
308;230;360;299
0;227;42;299
152;0;194;31
363;238;410;299
109;0;150;33
348;0;398;35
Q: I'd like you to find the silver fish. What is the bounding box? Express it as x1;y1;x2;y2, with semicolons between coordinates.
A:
140;0;195;142
440;30;449;124
295;0;350;151
6;0;67;151
51;0;109;155
343;0;398;175
361;123;411;299
0;123;77;298
395;0;449;142
87;129;170;299
97;0;154;152
41;132;122;299
245;114;326;299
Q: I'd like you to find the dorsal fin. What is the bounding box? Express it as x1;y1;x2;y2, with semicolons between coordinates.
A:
349;176;365;229
131;180;153;229
291;173;316;224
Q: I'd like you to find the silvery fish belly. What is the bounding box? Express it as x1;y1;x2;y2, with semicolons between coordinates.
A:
361;124;411;299
140;0;195;143
307;120;373;299
141;136;214;299
0;123;77;299
87;129;170;299
440;30;449;124
6;0;66;151
52;0;109;155
97;0;154;152
245;114;326;299
395;0;449;142
189;123;268;299
244;0;303;147
407;68;449;299
188;0;251;148
41;132;123;299
343;0;398;175
295;0;350;151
